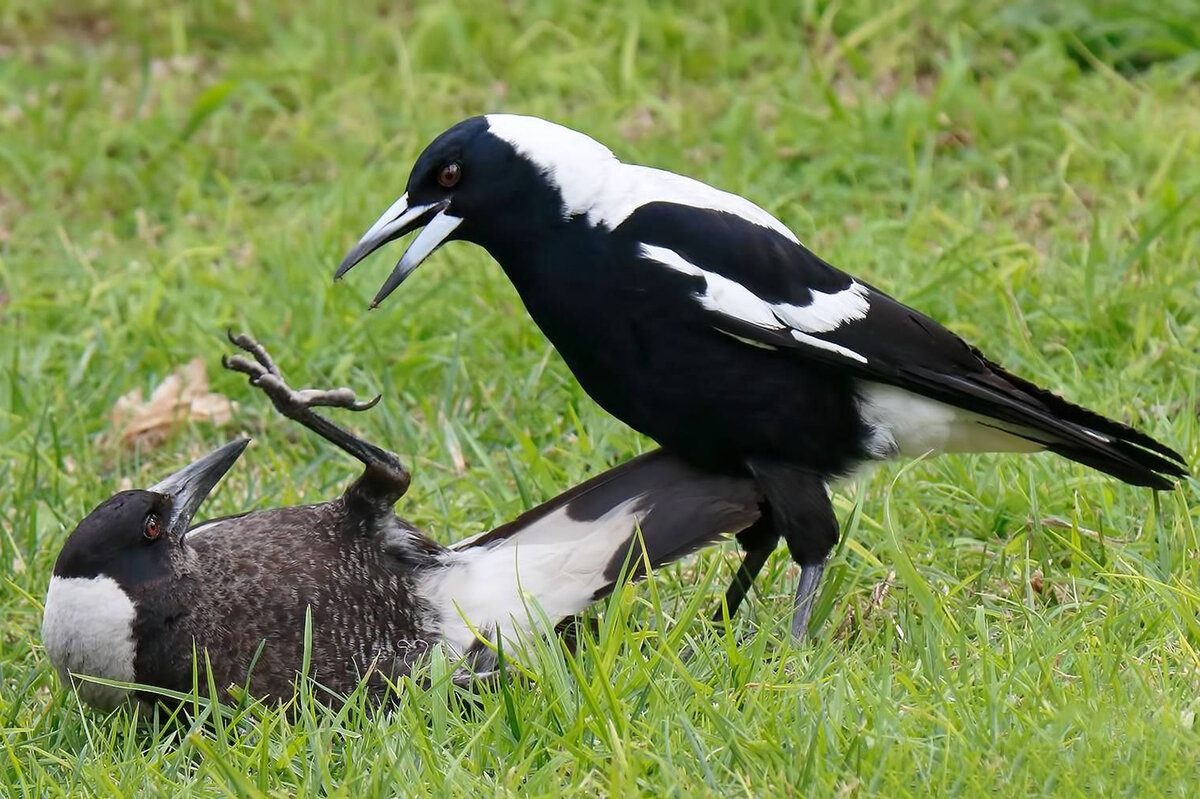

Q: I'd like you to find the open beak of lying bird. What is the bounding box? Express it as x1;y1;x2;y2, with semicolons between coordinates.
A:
336;114;1188;641
42;333;761;711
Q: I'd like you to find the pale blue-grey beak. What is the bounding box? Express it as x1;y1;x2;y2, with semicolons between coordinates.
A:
148;439;250;537
334;193;464;308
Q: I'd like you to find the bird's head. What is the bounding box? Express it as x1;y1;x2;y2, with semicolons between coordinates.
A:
42;438;248;709
50;439;249;585
335;114;619;307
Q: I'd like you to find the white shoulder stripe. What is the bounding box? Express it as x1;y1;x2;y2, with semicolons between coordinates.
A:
638;244;869;364
641;244;779;327
484;115;800;243
789;331;868;364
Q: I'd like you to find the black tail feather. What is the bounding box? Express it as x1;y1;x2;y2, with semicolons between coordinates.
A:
986;358;1188;471
909;357;1188;490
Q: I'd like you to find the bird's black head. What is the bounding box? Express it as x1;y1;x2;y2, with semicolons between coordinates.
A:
52;439;250;588
43;439;249;710
335;114;619;307
54;489;175;585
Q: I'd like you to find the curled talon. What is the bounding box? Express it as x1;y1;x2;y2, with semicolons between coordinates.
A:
225;331;281;377
222;353;267;382
291;387;381;412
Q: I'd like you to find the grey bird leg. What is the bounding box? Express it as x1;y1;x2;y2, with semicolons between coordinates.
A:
791;559;826;639
710;515;777;623
746;460;839;641
223;331;411;505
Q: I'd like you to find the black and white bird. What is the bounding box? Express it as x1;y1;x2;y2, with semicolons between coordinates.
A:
42;334;761;710
335;114;1189;639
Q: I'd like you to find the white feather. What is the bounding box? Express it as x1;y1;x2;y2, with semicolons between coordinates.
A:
418;496;648;655
639;244;778;327
42;575;137;710
771;282;871;332
858;382;1043;457
788;330;868;363
638;244;870;363
485;114;800;243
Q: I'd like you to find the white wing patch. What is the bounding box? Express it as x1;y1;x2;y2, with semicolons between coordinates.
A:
638;244;870;363
418;496;649;655
485;114;800;243
773;281;870;332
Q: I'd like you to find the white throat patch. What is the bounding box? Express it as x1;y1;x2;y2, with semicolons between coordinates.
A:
42;575;137;710
484;114;800;243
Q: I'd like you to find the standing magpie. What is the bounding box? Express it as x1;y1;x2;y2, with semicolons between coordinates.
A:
335;114;1189;639
43;333;761;710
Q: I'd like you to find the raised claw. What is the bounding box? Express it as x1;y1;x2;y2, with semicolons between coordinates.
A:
219;331;410;504
293;388;382;412
226;330;281;378
222;353;268;381
223;338;382;413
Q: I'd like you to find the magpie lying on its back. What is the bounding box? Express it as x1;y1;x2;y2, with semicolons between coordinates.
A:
42;333;760;710
335;114;1188;639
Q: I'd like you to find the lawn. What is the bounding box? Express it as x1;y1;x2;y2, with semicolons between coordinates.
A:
2;0;1199;795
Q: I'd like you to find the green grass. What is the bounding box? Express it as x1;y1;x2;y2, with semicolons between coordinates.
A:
2;0;1199;794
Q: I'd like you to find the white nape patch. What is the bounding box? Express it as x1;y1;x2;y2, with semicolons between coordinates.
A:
42;576;137;710
418;496;647;655
485;114;799;243
858;383;1044;458
639;244;869;363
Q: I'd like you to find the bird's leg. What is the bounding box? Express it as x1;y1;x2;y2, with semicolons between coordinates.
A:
223;331;411;505
746;460;839;641
791;559;827;639
710;515;778;623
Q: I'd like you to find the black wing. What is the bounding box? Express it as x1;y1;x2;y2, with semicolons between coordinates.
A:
620;203;1187;488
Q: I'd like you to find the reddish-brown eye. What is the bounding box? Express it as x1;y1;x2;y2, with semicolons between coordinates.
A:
144;514;160;541
437;162;462;188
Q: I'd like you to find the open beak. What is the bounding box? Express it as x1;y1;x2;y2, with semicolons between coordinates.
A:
149;439;250;537
334;193;464;308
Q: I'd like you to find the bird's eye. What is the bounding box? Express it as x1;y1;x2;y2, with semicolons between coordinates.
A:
437;161;462;188
144;514;160;541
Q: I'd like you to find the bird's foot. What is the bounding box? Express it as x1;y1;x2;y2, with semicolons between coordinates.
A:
222;331;409;503
223;330;381;414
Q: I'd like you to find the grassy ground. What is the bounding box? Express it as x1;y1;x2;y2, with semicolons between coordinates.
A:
2;0;1199;794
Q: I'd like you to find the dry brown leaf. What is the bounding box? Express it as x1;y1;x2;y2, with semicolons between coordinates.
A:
105;357;236;451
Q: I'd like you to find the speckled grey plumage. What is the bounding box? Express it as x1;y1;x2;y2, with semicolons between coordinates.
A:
132;501;442;703
43;333;762;710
